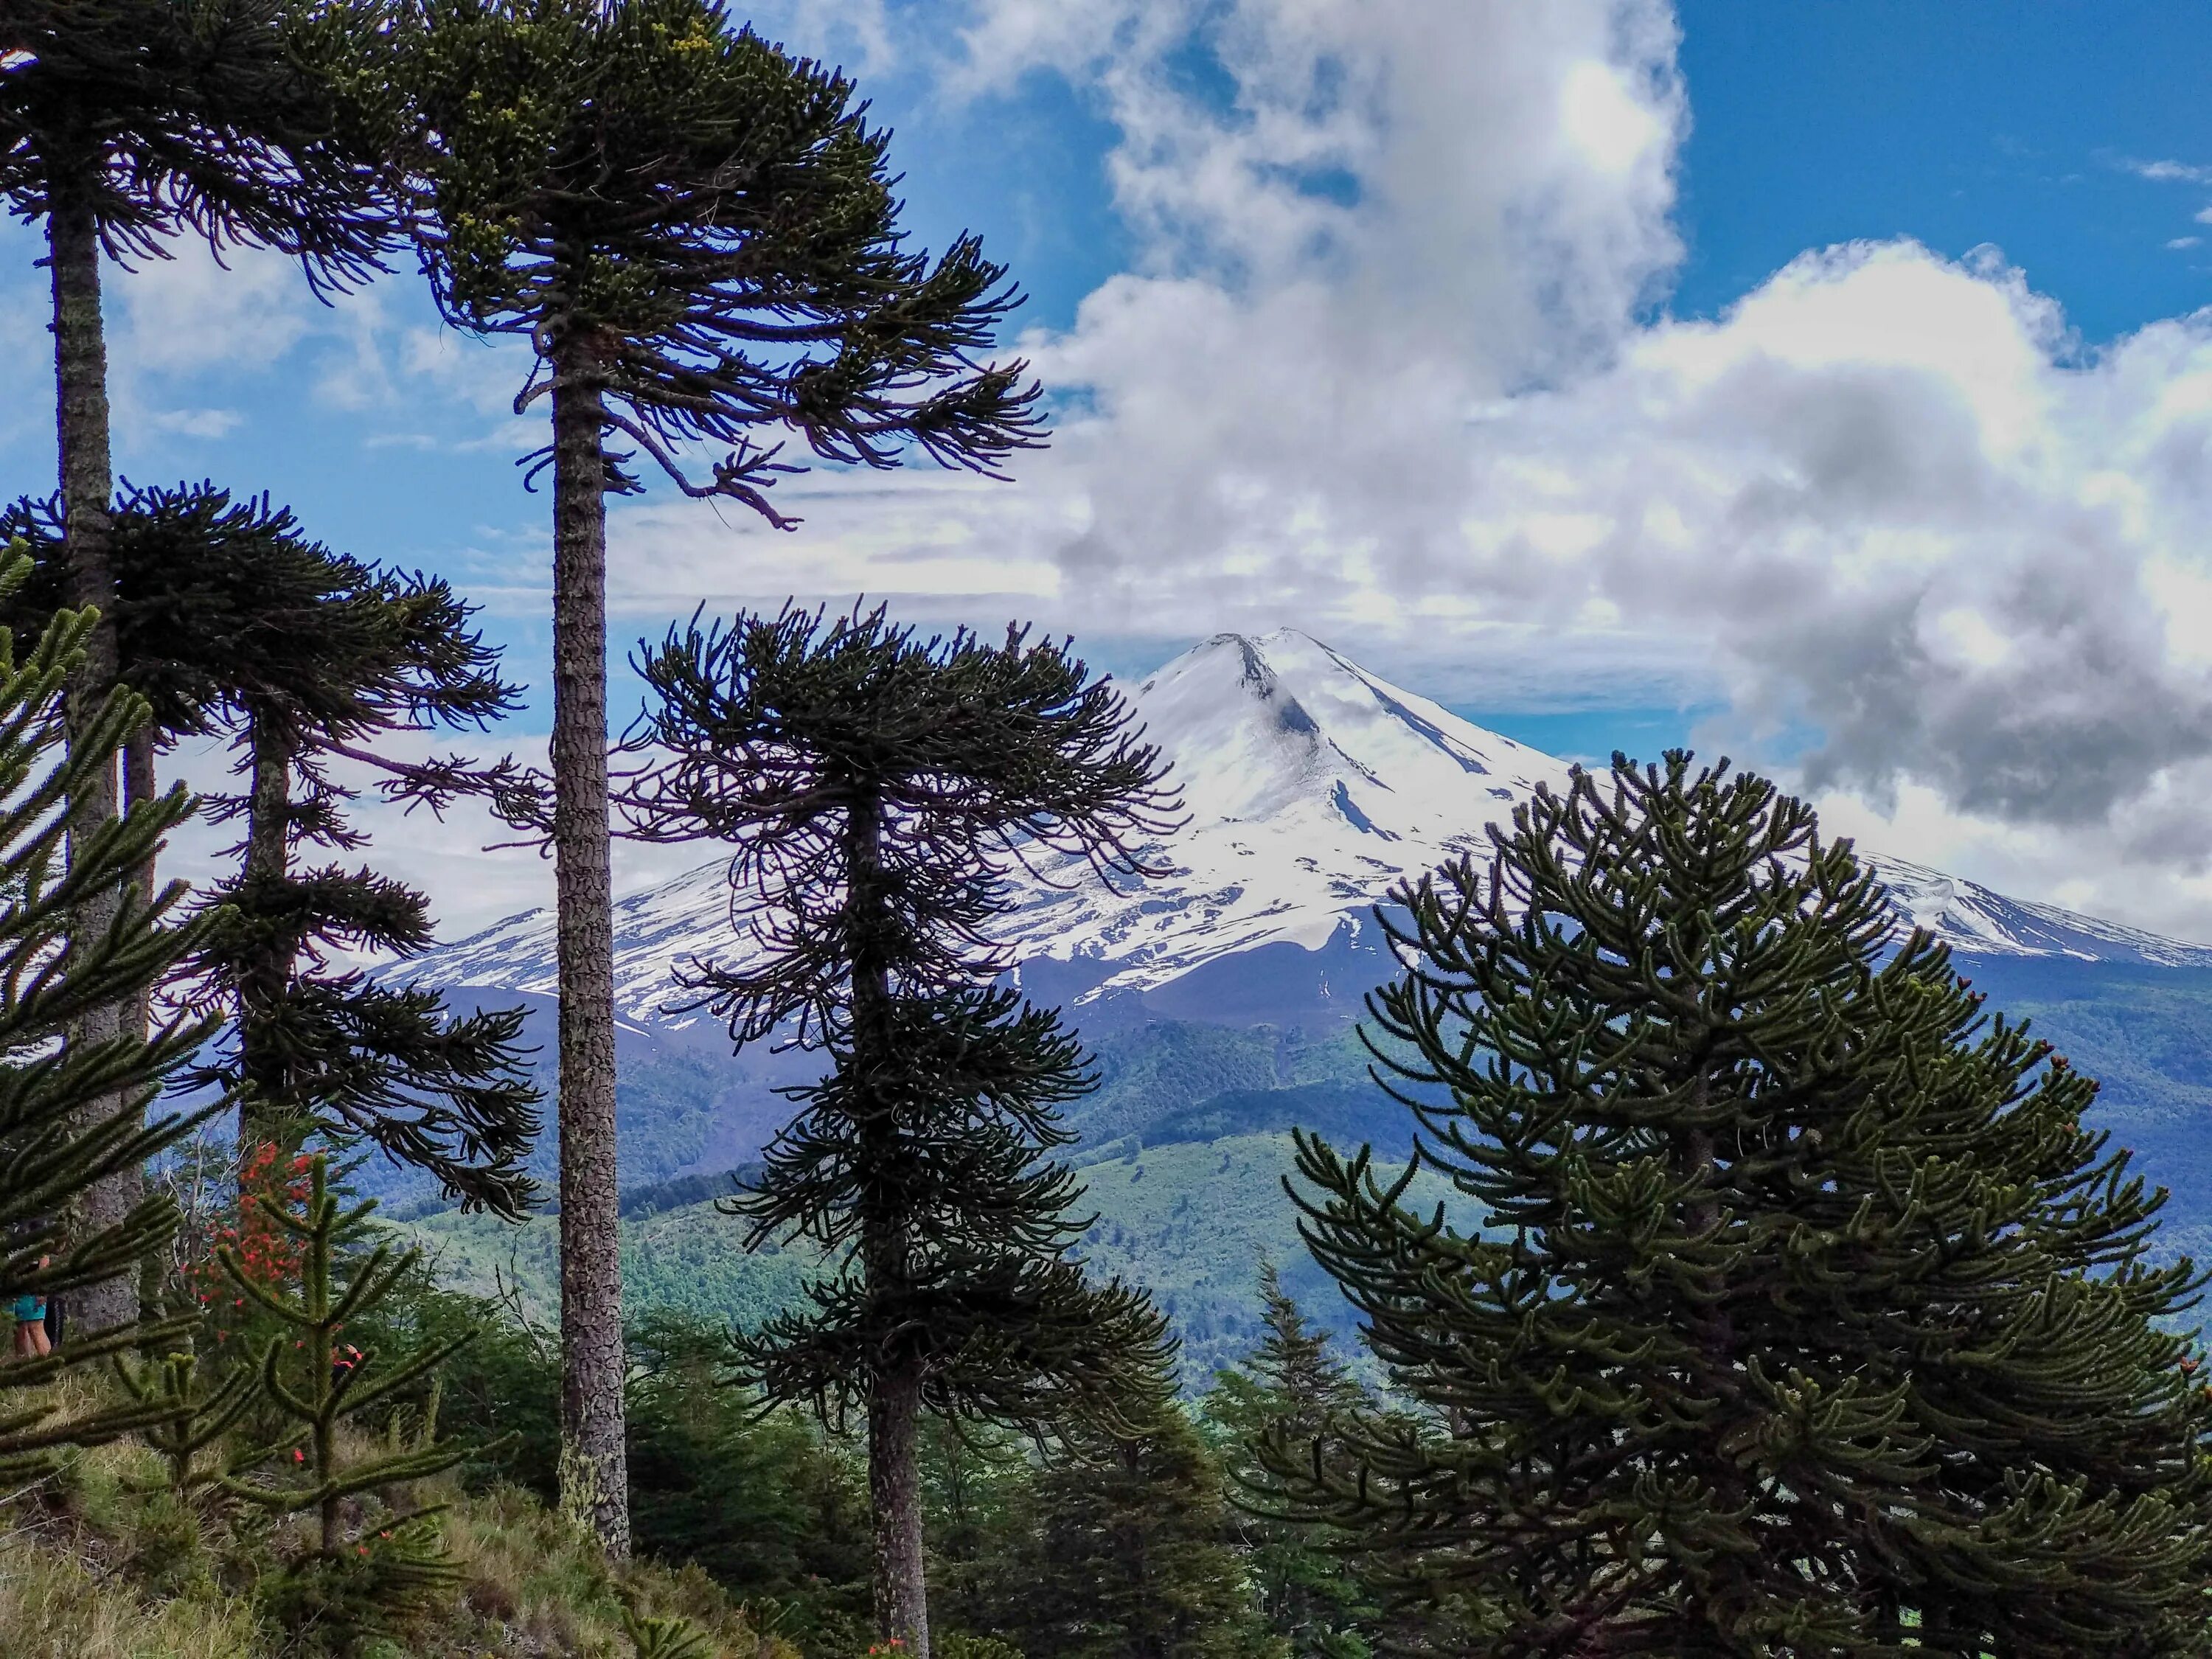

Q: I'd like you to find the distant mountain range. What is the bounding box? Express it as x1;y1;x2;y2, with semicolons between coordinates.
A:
406;627;2212;1032
387;631;2212;1373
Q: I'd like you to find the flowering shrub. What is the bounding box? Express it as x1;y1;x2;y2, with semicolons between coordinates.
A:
181;1144;315;1349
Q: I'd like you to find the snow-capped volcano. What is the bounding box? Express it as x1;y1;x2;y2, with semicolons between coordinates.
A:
399;629;2212;1028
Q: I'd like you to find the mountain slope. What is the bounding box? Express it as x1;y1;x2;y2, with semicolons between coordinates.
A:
401;627;2212;1033
384;629;2212;1370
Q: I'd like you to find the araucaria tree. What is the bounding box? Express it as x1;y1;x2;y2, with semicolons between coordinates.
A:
0;557;221;1470
630;608;1179;1657
1266;752;2212;1656
400;0;1046;1551
0;0;394;1330
0;484;543;1214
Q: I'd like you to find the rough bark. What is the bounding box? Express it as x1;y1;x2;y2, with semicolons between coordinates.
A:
549;344;629;1558
849;793;931;1656
870;1360;931;1657
238;711;296;1166
49;159;134;1335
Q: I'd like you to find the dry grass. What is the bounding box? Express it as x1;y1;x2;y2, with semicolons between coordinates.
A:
0;1433;258;1659
0;1412;790;1659
0;1521;261;1659
439;1481;793;1658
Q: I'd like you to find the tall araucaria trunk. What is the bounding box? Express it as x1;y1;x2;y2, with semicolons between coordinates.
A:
49;156;134;1336
870;1358;930;1656
237;707;298;1175
849;792;931;1658
549;335;629;1559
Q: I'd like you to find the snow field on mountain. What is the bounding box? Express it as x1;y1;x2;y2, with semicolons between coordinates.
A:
397;628;2212;1026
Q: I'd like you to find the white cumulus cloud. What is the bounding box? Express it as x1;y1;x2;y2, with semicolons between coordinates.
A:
604;0;2212;945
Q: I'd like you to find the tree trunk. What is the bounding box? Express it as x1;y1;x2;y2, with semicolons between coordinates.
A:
849;790;930;1656
870;1360;931;1658
49;161;133;1336
124;726;156;1032
238;710;297;1169
549;343;628;1559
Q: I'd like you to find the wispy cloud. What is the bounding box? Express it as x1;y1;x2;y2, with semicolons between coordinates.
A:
144;408;244;439
2124;157;2212;184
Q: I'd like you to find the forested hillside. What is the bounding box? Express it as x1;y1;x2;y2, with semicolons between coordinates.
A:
401;1133;1465;1382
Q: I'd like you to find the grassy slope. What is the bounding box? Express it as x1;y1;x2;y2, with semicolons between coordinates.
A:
0;1427;782;1659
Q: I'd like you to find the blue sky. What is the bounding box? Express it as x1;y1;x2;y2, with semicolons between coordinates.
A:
1672;1;2212;341
7;0;2212;936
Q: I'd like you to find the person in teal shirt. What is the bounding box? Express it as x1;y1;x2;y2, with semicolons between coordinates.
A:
10;1256;51;1360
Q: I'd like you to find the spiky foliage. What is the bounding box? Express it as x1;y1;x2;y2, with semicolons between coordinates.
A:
399;0;1049;1553
218;1155;471;1635
0;484;532;798
0;0;394;275
1;1;398;1329
399;0;1046;518
622;1606;716;1659
0;484;543;1214
112;1343;289;1498
1205;1267;1377;1659
1009;1383;1278;1659
630;607;1180;1657
1265;752;2212;1657
0;554;223;1472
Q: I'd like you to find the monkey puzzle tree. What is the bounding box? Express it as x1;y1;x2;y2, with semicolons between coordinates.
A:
399;0;1046;1554
629;608;1178;1657
0;0;396;1329
0;484;542;1214
1265;753;2212;1657
0;553;223;1471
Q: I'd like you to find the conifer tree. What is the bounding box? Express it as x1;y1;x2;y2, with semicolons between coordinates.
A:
218;1153;473;1644
630;607;1179;1656
399;0;1046;1552
0;0;397;1331
922;1416;1044;1648
1;484;543;1214
1265;753;2212;1657
1009;1385;1277;1659
112;1345;268;1498
625;1310;875;1652
1205;1267;1374;1659
0;554;223;1470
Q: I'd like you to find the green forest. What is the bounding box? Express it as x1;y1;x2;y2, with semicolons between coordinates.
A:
7;4;2212;1658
